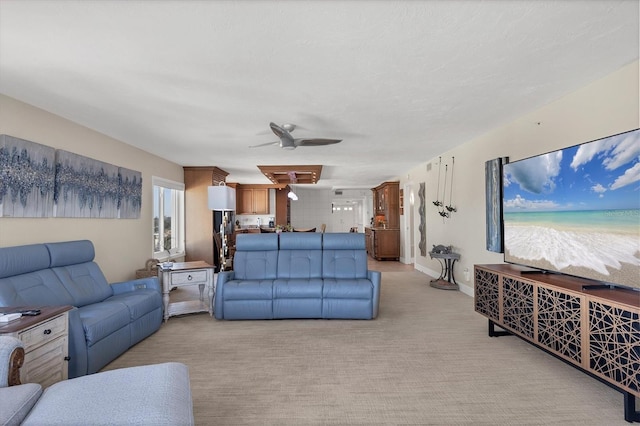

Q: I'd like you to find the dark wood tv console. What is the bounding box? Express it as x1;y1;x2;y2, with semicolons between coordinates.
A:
474;264;640;422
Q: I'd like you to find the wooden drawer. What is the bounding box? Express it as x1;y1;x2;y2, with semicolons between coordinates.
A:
19;314;68;351
171;270;208;285
23;334;68;388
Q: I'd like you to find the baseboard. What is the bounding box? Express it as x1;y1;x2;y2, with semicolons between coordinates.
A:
414;264;473;298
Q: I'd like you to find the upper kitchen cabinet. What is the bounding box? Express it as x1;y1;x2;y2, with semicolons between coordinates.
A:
236;186;269;215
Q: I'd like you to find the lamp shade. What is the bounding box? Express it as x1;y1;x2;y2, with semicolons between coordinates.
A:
208;184;236;211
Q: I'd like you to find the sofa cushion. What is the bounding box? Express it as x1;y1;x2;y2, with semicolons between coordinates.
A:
46;240;95;267
105;290;162;320
223;280;274;300
77;301;131;346
0;269;75;307
0;244;50;279
51;262;113;306
22;362;194;426
323;278;373;299
322;233;368;279
233;234;279;281
273;278;323;298
277;233;322;279
0;384;42;426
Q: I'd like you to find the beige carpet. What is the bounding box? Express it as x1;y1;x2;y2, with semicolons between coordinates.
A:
102;270;630;425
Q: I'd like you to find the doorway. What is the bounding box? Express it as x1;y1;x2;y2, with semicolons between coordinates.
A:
330;200;361;232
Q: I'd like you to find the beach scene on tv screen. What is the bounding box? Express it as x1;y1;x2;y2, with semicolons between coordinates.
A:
502;129;640;289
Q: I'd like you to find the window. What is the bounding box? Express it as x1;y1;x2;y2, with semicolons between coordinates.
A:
152;177;185;260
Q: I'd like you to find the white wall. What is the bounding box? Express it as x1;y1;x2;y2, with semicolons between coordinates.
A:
0;94;185;282
290;187;372;232
401;60;639;296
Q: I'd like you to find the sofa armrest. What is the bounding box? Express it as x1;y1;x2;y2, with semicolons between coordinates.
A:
0;384;43;426
66;308;88;379
368;270;382;319
0;336;24;387
111;277;161;294
213;271;235;319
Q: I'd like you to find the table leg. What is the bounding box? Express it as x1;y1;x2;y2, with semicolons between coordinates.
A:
161;271;170;322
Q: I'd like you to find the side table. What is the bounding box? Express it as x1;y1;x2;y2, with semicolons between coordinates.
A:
159;261;214;322
0;305;72;387
428;251;460;290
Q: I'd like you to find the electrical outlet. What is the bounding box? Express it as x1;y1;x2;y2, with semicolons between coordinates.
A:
463;268;470;282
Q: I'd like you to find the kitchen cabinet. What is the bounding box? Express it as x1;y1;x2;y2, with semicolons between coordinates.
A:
236;187;269;215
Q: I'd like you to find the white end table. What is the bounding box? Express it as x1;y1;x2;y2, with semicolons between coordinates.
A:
159;261;214;322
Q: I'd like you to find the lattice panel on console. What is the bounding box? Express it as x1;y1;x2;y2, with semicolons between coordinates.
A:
503;277;534;339
537;286;582;364
589;300;640;395
474;268;500;321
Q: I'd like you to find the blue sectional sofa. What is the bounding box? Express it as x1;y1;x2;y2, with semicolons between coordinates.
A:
214;232;381;320
0;240;162;378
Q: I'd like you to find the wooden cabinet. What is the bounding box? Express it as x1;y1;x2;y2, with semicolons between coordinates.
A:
372;181;399;229
474;264;640;422
1;306;71;388
183;166;229;267
236;187;269;215
365;227;400;260
369;181;400;260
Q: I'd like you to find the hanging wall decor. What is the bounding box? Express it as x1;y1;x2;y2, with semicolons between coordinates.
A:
485;157;508;252
118;167;142;219
432;157;442;208
419;182;426;256
445;157;457;214
54;150;120;218
436;157;458;219
0;135;56;218
1;134;143;219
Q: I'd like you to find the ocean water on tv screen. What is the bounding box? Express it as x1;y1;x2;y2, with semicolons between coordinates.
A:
502;129;640;290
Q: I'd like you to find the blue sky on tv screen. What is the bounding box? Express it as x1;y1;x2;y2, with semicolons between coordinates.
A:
503;129;640;212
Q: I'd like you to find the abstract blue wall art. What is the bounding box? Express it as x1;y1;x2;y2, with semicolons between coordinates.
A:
54;150;120;218
0;134;56;217
118;167;142;219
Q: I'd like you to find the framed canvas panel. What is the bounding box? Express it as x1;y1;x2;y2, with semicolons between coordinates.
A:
118;167;142;219
485;157;508;253
0;135;55;217
54;150;120;218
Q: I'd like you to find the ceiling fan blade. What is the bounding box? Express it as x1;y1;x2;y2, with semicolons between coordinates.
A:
269;122;287;138
248;141;280;148
294;138;342;147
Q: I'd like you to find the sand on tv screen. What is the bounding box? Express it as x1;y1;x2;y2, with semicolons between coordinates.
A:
502;128;640;290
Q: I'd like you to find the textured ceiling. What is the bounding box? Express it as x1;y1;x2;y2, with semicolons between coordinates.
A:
0;1;638;189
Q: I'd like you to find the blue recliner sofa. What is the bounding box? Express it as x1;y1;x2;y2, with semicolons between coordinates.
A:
0;240;162;378
214;232;381;320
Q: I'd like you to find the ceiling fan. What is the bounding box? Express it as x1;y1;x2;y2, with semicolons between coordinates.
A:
249;122;342;150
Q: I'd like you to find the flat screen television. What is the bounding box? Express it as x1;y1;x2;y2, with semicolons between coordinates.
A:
502;128;640;290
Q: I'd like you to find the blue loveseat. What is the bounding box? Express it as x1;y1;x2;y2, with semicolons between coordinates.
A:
0;240;162;378
214;232;381;320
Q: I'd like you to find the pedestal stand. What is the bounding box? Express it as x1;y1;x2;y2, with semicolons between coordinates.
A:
429;251;460;290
